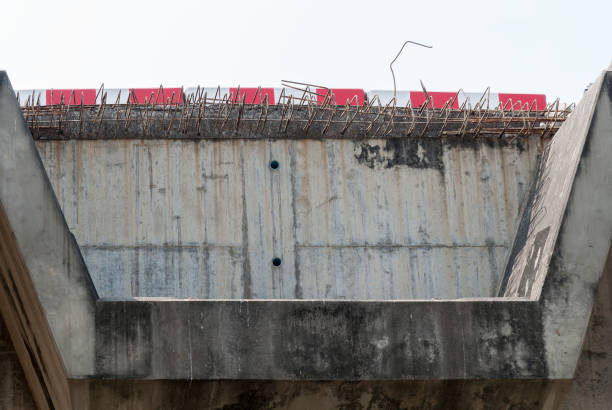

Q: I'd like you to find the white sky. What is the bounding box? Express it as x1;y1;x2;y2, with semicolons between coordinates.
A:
1;0;610;104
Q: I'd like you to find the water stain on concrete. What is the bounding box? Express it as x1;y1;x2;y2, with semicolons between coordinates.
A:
354;138;444;170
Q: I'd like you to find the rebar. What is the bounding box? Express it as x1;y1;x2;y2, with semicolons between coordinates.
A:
19;85;571;141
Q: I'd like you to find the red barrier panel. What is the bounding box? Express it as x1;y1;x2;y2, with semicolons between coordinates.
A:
316;88;364;106
229;88;275;105
129;88;183;104
46;89;96;105
409;91;459;109
498;93;546;110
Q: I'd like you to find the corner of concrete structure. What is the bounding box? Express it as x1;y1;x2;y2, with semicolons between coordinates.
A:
0;71;98;379
498;65;612;378
540;67;612;377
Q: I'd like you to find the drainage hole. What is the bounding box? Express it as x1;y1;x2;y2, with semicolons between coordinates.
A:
270;160;280;170
272;257;282;267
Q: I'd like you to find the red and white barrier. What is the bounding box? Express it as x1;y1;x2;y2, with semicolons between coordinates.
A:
15;87;547;110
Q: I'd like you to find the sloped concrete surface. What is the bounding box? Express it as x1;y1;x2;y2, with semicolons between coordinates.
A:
0;71;98;376
0;71;98;409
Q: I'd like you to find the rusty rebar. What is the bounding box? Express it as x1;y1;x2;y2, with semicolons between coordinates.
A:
21;87;571;142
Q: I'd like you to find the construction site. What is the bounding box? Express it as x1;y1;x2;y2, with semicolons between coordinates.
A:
0;63;611;409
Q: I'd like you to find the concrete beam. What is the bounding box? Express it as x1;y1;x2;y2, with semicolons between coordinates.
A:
0;70;98;390
95;297;545;379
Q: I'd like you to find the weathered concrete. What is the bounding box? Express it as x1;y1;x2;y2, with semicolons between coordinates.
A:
35;137;539;300
95;297;548;379
0;74;99;370
85;66;612;381
0;71;91;408
500;66;612;377
4;269;612;410
67;246;612;409
1;65;611;409
560;248;612;409
68;262;612;410
500;67;611;300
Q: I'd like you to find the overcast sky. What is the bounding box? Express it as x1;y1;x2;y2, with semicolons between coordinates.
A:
1;0;610;104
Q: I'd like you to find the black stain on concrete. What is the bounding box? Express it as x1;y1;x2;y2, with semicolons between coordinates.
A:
355;138;444;170
92;299;550;380
498;144;551;297
444;135;526;153
276;304;368;378
516;226;550;296
95;301;152;378
218;388;278;410
471;302;548;378
288;143;303;298
355;137;527;171
239;146;252;299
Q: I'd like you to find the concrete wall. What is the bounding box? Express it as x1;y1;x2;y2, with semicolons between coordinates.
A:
561;249;612;409
35;137;540;300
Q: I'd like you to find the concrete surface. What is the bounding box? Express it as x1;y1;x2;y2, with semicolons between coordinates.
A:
500;66;612;377
560;248;612;409
35;137;539;300
0;70;98;378
95;297;548;379
0;71;90;409
70;246;612;409
0;65;611;409
89;66;612;381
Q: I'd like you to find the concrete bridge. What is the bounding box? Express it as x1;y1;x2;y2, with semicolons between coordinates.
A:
0;66;611;409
